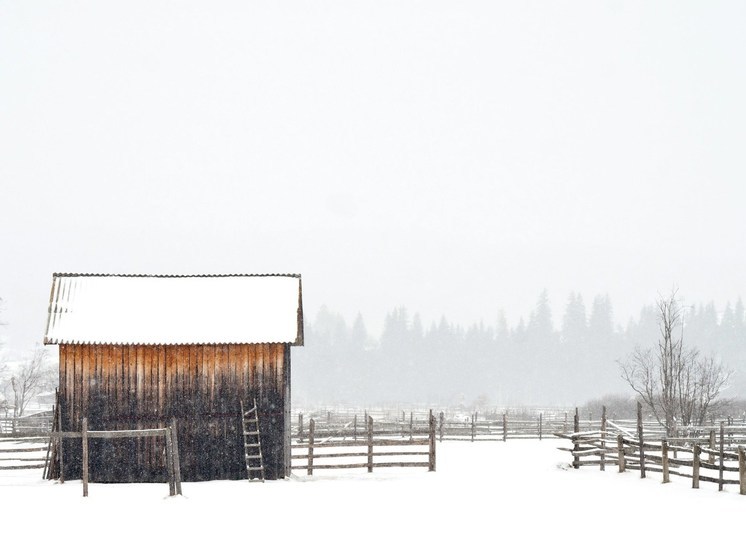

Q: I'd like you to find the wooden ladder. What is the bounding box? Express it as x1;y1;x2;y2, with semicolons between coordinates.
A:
241;399;265;482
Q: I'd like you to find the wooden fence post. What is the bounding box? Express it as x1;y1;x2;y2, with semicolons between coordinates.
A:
502;413;507;442
298;413;304;442
307;418;315;476
367;416;374;473
428;410;436;472
738;446;746;496
637;402;645;479
719;422;725;492
410;412;414;442
661;439;670;483
572;408;579;469
470;413;475;442
165;426;176;496
709;430;716;464
538;413;543;441
692;444;701;489
439;412;444;442
171;418;182;495
82;418;89;497
563;412;568;433
57;402;64;484
353;414;357;441
600;406;607;472
617;434;625;473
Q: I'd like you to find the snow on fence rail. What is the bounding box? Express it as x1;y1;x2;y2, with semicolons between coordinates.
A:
291;412;436;474
0;436;48;471
556;404;746;496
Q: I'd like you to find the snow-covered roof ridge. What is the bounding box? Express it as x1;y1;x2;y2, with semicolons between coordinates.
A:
44;273;304;346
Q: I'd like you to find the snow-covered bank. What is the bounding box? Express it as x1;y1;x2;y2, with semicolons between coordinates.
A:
2;440;742;558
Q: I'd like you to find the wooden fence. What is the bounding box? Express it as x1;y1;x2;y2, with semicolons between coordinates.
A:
0;436;48;471
0;411;53;437
294;409;573;443
49;418;183;497
291;412;436;475
556;404;746;495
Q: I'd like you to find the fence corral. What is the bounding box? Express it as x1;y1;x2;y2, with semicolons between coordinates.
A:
292;411;436;474
556;404;746;495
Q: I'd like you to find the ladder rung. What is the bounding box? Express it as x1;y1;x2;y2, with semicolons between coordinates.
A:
247;466;264;471
245;443;261;447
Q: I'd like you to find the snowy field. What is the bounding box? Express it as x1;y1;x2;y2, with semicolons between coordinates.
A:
2;440;743;558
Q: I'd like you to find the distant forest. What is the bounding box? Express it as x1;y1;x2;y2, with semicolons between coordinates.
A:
292;292;746;408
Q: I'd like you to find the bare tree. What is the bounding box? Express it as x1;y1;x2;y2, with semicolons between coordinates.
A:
8;346;56;417
620;290;731;434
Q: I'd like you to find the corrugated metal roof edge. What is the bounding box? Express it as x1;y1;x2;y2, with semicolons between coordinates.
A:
43;339;303;347
51;272;302;278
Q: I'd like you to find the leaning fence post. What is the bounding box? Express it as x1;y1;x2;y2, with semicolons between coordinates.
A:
82;418;89;497
617;434;625;473
738;446;746;496
428;410;436;472
57;402;64;484
637;402;645;479
367;416;374;473
307;419;315;476
661;439;670;483
692;444;701;489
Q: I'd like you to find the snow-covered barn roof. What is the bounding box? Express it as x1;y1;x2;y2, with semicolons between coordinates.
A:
43;273;304;346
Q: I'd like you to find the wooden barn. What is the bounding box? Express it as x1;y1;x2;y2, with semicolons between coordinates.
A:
43;273;303;482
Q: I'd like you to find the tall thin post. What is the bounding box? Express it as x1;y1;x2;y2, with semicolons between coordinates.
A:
410;412;414;442
617;434;625;473
573;408;580;469
600;406;607;471
538;413;543;441
738;446;746;496
502;413;507;442
637;402;646;479
719;422;725;492
171;418;182;495
367;416;374;473
298;413;304;443
57;401;64;484
353;414;358;441
470;413;475;442
165;426;176;496
428;410;436;472
661;439;670;483
439;412;444;442
692;444;701;489
307;419;315;476
81;418;89;497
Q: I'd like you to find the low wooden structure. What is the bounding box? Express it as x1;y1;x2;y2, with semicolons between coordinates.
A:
43;273;303;482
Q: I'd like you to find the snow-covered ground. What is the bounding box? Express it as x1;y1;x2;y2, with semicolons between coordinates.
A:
2;440;743;558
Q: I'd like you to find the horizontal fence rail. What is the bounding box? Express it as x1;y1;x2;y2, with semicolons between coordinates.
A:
291;412;436;475
556;404;746;496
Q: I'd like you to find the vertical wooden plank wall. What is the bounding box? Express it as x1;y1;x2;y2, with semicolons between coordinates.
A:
58;343;290;482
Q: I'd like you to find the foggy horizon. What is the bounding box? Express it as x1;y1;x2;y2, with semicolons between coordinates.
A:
2;2;745;403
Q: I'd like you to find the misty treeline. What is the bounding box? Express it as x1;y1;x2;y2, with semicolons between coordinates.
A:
293;292;746;408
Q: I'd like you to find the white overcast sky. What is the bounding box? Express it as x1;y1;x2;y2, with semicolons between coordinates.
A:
1;1;745;355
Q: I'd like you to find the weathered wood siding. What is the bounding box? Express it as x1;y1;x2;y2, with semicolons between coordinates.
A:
58;343;291;482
